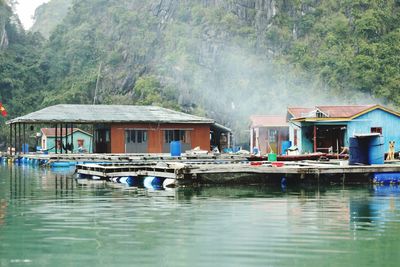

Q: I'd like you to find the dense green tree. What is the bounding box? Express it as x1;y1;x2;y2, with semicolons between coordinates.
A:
1;0;400;147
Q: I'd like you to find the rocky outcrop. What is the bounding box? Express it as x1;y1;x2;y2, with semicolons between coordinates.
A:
0;23;8;49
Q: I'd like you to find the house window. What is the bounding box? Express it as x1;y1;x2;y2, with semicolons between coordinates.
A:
77;139;84;147
294;129;298;146
371;127;382;134
268;129;278;142
164;130;190;144
126;130;147;143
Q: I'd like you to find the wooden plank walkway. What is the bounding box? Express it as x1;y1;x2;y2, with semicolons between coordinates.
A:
76;160;400;184
19;152;248;164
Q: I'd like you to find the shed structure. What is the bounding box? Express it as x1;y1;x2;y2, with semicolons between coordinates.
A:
249;115;289;155
41;128;93;153
6;104;231;154
287;105;400;154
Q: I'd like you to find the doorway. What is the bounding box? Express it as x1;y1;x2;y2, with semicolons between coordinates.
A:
95;128;111;153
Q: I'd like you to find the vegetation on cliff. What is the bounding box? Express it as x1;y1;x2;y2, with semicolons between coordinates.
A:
1;0;400;147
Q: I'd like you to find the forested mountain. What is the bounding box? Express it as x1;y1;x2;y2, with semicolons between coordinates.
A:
31;0;72;39
0;0;45;148
1;0;400;146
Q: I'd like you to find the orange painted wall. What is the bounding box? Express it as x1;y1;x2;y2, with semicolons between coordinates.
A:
110;123;211;153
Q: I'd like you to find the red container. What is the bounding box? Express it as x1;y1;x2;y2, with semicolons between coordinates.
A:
271;162;284;167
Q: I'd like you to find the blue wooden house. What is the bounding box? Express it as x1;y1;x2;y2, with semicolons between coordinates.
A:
41;128;93;153
287;105;400;154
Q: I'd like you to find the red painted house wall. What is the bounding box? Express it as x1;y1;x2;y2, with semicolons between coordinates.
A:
110;123;211;153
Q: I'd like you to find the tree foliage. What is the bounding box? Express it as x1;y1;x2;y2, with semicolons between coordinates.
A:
1;0;400;147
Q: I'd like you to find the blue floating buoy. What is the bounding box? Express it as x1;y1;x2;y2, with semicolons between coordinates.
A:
143;176;164;190
126;176;140;187
51;162;70;168
111;176;140;187
373;172;400;185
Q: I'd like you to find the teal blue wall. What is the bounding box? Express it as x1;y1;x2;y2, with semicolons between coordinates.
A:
46;131;92;153
292;108;400;153
347;109;400;151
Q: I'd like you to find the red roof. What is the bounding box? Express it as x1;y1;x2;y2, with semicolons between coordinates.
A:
250;115;288;128
287;108;314;118
317;105;375;118
41;128;91;137
288;105;376;119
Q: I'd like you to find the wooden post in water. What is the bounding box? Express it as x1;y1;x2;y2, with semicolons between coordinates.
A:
9;123;12;156
91;124;95;153
18;123;21;154
55;124;58;154
65;123;68;154
23;123;26;153
70;123;74;154
313;125;317;153
13;123;17;155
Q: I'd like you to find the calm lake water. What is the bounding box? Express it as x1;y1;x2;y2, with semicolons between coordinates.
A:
1;165;400;267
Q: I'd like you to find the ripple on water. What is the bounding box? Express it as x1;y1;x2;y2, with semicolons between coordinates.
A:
1;167;400;267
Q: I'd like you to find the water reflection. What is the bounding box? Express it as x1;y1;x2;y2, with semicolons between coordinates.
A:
349;185;400;231
1;166;400;267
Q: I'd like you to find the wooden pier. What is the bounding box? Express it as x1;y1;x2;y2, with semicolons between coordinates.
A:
75;159;400;186
5;152;400;186
17;152;247;164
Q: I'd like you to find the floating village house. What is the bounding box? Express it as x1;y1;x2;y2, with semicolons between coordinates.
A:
40;128;93;153
249;115;289;155
6;104;231;154
287;105;400;154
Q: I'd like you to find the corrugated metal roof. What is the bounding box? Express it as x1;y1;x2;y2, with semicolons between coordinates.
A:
7;104;214;124
288;104;400;121
41;128;92;137
287;108;314;118
316;105;375;118
288;105;377;119
250;115;288;128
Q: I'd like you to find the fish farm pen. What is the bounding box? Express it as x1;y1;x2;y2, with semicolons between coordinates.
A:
2;152;400;188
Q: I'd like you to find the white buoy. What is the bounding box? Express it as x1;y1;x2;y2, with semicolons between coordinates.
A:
118;177;129;184
163;178;175;188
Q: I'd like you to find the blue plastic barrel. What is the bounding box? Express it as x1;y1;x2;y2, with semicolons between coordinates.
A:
170;141;181;157
22;143;29;153
368;136;384;164
349;137;369;165
281;141;292;155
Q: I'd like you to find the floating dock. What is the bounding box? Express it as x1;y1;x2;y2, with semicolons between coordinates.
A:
4;152;400;187
75;159;400;186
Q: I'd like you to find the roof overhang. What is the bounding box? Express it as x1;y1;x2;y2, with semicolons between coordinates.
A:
289;105;400;123
211;123;232;133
